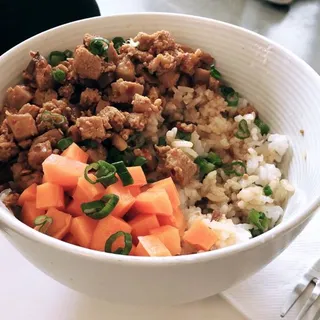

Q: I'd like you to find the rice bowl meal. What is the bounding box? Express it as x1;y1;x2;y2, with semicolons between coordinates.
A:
0;30;295;257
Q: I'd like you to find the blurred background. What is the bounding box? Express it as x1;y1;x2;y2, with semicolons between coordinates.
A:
96;0;320;73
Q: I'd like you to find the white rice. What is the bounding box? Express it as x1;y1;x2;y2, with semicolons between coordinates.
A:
164;85;295;251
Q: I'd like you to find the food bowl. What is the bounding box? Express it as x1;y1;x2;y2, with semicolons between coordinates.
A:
0;13;320;306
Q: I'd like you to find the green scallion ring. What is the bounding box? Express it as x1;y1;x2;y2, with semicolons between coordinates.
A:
157;136;167;146
235;119;250;140
223;161;247;176
113;161;134;186
57;137;73;151
52;69;66;83
226;91;239;107
220;85;235;97
206;152;223;167
133;156;147;167
84;161;117;187
112;36;126;51
48;51;66;66
176;130;192;141
63;49;73;58
34;215;53;234
81;194;119;220
194;156;215;175
105;231;132;255
210;64;222;80
88;37;109;56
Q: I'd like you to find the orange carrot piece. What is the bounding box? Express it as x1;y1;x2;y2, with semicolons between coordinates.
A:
18;183;37;206
129;214;160;240
61;142;89;163
150;225;181;255
21;201;46;227
70;216;98;248
66;198;85;217
36;182;65;210
128;186;141;197
127;166;147;186
132;189;173;216
183;220;217;251
105;180;135;218
42;154;87;189
157;207;186;237
72;174;105;203
42;174;49;184
63;233;78;245
136;235;172;257
45;207;72;240
90;215;132;252
151;177;180;208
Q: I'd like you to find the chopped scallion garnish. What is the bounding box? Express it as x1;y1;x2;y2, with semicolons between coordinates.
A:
127;133;145;149
194;156;215;175
105;231;132;255
176;130;191;141
210;64;222;80
112;37;126;52
34;215;53;234
133;156;147;167
84;160;117;187
88;37;109;56
223;161;246;176
157;136;167;146
48;51;66;67
52;69;66;83
63;49;73;58
206;152;223;167
81;194;119;219
226;91;239;107
263;185;273;196
112;161;134;186
248;209;269;236
235;119;250;139
40;110;66;126
254;118;270;135
57;137;73;151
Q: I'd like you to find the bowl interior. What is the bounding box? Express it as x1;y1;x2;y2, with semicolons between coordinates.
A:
1;13;320;243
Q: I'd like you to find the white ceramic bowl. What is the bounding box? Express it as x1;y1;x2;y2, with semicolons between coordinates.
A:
1;13;320;306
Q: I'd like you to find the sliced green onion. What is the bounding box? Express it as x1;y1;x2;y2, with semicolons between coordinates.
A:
250;228;263;237
220;85;235;97
113;161;134;186
263;185;273;196
194;156;215;175
52;69;66;83
40;110;66;126
176;130;191;141
48;51;66;66
133;156;147;167
127;133;145;149
206;152;223;167
210;64;222;80
105;231;132;255
63;49;73;58
158;136;167;146
248;209;269;234
254;118;270;135
226;91;239;107
81;194;119;219
84;160;117;187
80;139;98;149
235;119;250;139
223;161;246;176
34;215;53;234
112;37;126;52
88;37;109;56
57;137;73;151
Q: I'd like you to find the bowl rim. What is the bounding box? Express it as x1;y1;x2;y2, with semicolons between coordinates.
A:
1;12;320;266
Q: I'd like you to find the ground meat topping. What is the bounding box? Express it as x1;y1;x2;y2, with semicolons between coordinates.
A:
132;93;161;114
80;88;101;108
123;112;148;131
2;192;20;209
176;122;196;133
32;88;58;106
156;146;198;186
116;56;135;81
5;85;33;109
109;79;144;103
6;112;38;141
18;104;40;119
86;144;107;163
97;106;126;131
28;140;52;170
76;116;109;141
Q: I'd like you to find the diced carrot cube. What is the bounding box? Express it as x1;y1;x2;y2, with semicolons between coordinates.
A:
127;166;147;186
61;142;89;163
44;207;72;240
72;174;105;202
21;201;45;227
136;235;171;257
129;214;160;240
42;154;87;189
90;215;132;252
63;233;78;245
18;183;37;206
151;177;180;208
70;216;98;248
65;198;85;217
105;180;135;218
127;186;141;197
36;182;65;210
150;225;181;255
132;189;173;216
157;206;186;237
183;220;217;251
